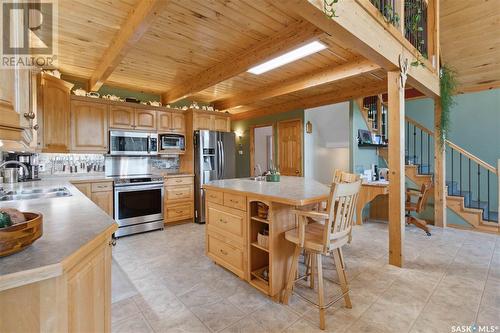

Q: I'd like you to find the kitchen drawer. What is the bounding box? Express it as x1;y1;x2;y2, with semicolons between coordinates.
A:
165;185;193;202
91;181;113;193
223;193;246;211
207;203;245;240
165;176;193;186
207;233;244;275
165;202;193;222
206;190;223;205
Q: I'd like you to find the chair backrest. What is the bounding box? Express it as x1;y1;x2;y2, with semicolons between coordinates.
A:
415;182;431;213
332;169;360;184
323;181;361;252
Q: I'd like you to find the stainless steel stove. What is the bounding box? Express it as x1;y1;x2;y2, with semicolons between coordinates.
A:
113;175;164;237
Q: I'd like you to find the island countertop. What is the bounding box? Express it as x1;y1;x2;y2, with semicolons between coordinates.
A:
0;179;117;291
203;176;330;206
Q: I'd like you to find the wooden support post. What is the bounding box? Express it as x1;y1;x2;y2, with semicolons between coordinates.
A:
387;71;405;267
433;98;446;227
427;0;439;69
396;0;405;34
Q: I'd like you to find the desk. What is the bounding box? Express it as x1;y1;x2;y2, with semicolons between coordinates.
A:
356;181;389;225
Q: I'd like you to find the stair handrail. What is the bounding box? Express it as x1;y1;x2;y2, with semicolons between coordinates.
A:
405;116;497;175
445;141;497;174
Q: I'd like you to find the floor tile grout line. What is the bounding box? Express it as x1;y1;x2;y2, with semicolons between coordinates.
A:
473;241;496;323
406;234;467;332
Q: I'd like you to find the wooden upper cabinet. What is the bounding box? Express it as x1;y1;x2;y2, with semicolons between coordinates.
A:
109;105;134;129
70;99;108;152
214;115;230;132
135;109;156;130
157;111;173;131
193;111;231;132
157;111;185;133
171;112;186;132
40;74;74;152
194;113;213;130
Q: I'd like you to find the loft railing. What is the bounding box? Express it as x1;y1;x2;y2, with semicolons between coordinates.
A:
366;0;437;68
405;117;499;223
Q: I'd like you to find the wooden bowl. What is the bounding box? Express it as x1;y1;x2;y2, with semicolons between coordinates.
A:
0;212;43;257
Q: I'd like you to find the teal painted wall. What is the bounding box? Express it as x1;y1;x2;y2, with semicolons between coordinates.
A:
231;109;304;178
406;89;500;166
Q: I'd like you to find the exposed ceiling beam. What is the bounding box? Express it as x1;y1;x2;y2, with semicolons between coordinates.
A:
161;21;323;103
89;0;165;91
213;58;380;110
231;80;388;121
278;0;440;97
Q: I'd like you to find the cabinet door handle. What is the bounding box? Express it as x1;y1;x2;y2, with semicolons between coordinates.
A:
176;210;184;214
175;192;183;196
175;179;182;183
219;249;228;255
219;218;227;224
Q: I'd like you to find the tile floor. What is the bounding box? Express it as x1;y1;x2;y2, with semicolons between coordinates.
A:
111;222;500;333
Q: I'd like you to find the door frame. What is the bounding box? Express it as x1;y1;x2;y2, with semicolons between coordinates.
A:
249;123;275;177
277;118;303;176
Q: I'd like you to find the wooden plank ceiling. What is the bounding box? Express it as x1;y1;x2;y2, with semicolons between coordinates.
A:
55;0;388;118
441;0;500;93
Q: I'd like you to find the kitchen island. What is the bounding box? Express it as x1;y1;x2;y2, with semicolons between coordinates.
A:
203;176;329;300
0;179;117;332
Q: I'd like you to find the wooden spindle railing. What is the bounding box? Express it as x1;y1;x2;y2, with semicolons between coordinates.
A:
364;0;439;69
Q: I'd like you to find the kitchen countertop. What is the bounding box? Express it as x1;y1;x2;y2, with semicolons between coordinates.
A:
203;176;330;206
0;178;117;291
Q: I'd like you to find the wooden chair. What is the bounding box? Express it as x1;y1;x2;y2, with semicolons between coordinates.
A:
333;169;360;183
282;181;361;330
406;182;432;236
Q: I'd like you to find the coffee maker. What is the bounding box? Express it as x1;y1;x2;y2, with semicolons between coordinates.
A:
6;153;41;181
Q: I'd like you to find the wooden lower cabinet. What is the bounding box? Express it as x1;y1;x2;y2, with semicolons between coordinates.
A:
67;240;112;332
164;175;194;224
0;234;113;333
91;191;114;216
72;181;114;217
205;190;247;279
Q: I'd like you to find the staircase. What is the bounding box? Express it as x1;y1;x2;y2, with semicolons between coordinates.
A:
402;117;498;233
358;96;498;233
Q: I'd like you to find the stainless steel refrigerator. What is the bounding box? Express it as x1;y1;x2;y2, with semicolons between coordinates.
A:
194;130;236;223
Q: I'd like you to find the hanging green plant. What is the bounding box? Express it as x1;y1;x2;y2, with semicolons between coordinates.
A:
438;65;458;147
323;0;339;18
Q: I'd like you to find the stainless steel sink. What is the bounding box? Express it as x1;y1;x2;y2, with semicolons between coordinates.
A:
0;187;72;201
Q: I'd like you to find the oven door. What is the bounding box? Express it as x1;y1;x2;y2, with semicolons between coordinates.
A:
110;131;152;155
114;183;164;226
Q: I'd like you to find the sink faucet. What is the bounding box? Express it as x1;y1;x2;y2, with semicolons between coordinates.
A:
0;161;30;183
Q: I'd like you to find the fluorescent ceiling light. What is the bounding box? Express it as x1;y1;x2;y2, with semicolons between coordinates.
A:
247;41;327;75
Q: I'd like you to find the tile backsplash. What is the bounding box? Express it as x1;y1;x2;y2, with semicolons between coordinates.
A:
38;153;179;175
38;153;105;175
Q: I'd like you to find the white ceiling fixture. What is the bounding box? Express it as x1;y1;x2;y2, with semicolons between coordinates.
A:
247;41;327;75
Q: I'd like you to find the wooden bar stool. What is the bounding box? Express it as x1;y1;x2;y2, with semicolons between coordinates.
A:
282;181;361;330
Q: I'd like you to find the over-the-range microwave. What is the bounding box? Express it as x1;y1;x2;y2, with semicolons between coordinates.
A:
109;130;158;155
159;133;185;153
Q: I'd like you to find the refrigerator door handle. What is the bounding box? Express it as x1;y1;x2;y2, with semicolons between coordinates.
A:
220;140;225;178
216;140;222;179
